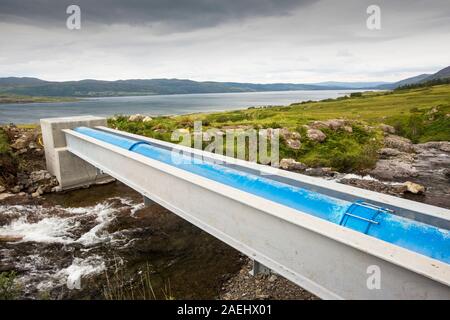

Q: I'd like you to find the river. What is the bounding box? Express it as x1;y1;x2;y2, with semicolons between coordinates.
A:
0;90;358;124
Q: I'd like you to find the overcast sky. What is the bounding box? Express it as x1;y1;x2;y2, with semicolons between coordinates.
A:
0;0;449;83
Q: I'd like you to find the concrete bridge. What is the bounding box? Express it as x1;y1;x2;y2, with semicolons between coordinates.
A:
41;116;450;300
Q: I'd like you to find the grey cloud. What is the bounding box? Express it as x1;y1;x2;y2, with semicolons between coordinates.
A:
0;0;316;31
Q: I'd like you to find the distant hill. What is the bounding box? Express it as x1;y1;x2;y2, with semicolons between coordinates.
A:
377;66;450;89
0;77;387;97
313;81;390;89
423;66;450;81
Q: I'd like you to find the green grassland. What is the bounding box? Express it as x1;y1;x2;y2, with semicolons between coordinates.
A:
0;93;78;104
109;84;450;172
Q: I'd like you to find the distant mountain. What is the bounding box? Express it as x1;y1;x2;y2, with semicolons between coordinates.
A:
0;77;49;87
422;66;450;81
0;77;385;97
377;66;450;89
313;81;390;89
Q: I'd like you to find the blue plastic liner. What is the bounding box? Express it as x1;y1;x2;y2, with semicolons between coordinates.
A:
74;126;450;263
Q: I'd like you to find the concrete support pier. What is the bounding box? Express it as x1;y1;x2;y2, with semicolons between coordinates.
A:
40;116;114;190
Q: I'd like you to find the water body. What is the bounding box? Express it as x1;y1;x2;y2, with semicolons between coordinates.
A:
0;90;358;124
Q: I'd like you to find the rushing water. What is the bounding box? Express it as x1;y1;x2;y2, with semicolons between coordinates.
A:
0;90;358;124
0;182;243;299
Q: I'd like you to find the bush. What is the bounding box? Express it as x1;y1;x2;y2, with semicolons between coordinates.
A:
0;271;19;300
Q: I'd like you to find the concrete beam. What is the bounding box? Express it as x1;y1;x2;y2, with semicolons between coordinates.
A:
62;128;450;299
40;116;114;190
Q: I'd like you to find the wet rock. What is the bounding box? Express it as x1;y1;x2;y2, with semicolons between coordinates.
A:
339;178;407;195
414;141;450;153
380;124;395;134
444;168;450;179
0;235;23;242
305;167;337;177
378;148;402;158
370;159;417;180
404;181;425;194
279;158;307;171
306;129;326;142
383;135;414;153
0;192;15;201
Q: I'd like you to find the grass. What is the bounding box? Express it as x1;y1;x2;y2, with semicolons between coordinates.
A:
0;128;10;154
0;93;78;104
109;84;450;172
0;271;19;300
103;258;174;300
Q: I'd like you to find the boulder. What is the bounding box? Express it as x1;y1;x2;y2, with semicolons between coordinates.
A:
404;181;425;194
310;119;346;131
343;126;353;133
305;167;337;177
0;193;14;201
370;159;417;180
286;139;301;150
340;178;408;195
0;235;23;242
414;141;450;153
306;129;326;142
383;135;414;153
378;148;402;158
128;114;145;121
143;116;153;122
380;124;395;134
279;158;307;171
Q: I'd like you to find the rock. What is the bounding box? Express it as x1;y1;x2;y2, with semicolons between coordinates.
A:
128;114;145;121
29;170;52;183
383;135;414;153
286;139;301;149
11;138;28;150
326;119;346;131
305;167;336;177
380;124;395;134
10;131;34;150
0;185;5;193
0;193;14;201
415;141;450;153
279;128;301;140
339;178;407;195
11;185;22;193
343;126;353;133
268;275;278;282
310;119;346;131
404;181;425;194
378;148;402;158
370;159;417;180
175;128;190;134
143;116;153;122
0;235;23;242
279;128;301;149
306;129;326;142
279;158;307;171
